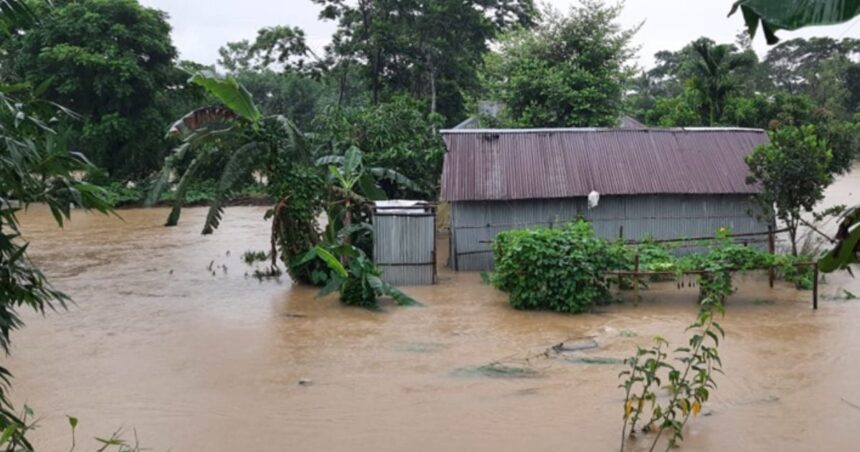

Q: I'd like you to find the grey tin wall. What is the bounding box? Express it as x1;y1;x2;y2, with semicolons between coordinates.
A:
450;194;768;271
373;213;436;285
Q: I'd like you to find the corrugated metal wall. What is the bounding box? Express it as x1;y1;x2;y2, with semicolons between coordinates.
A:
374;213;436;285
450;194;769;271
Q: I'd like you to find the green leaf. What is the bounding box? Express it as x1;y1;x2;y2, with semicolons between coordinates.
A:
188;70;262;121
358;174;387;201
730;0;860;44
820;224;860;272
343;146;363;178
314;246;348;278
67;415;78;429
0;425;17;444
318;274;343;297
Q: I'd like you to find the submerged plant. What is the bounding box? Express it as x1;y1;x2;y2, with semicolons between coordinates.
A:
619;258;733;451
301;244;418;308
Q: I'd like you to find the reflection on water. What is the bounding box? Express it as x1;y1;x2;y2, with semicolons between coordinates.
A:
9;174;860;451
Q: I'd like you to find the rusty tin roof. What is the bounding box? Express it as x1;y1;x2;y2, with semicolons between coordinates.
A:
440;128;768;202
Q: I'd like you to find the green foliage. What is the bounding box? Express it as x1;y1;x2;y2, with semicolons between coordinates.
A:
619;298;725;450
7;0;194;178
311;96;445;199
642;89;703;127
820;204;860;273
188;70;262;121
0;80;112;450
688;40;757;125
309;244;419;308
242;250;269;265
236;70;324;129
218;25;314;74
492;222;816;314
313;0;535;122
492;221;628;313
746;125;834;255
731;0;860;44
481;1;637;127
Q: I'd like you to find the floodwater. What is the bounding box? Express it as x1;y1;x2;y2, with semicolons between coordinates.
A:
8;168;860;452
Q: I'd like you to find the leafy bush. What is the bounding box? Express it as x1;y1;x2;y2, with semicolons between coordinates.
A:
300;244;419;308
492;223;816;314
492;221;627;313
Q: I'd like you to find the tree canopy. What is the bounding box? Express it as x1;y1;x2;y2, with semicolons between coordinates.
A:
7;0;195;178
480;1;637;127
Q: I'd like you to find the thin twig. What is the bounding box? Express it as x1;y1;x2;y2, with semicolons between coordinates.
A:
841;397;860;411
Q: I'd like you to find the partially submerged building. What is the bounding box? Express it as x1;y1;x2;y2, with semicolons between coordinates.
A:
440;128;771;271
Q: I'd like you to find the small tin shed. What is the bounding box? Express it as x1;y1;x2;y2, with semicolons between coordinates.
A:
373;201;437;286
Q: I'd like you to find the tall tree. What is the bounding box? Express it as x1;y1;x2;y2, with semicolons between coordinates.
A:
762;37;860;96
8;0;186;178
688;40;756;125
312;0;535;123
746;125;834;256
482;1;637;127
218;25;317;75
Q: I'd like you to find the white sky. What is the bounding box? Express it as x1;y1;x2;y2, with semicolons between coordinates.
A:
140;0;860;70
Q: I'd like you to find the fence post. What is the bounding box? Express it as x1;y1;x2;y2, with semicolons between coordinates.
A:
633;252;640;307
813;262;819;310
768;225;775;289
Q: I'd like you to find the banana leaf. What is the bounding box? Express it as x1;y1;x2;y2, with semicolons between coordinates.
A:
731;0;860;44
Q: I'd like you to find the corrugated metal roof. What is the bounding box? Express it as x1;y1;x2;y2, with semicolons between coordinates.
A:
440;128;768;202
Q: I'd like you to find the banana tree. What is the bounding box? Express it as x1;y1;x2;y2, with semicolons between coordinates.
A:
300;244;419;307
149;70;311;232
315;145;419;256
731;0;860;44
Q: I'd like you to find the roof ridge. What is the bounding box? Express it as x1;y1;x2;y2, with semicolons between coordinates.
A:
440;127;766;134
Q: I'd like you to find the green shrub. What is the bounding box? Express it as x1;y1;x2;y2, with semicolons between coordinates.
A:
492;221;627;313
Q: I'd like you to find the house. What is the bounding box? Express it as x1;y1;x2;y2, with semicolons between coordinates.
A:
440;127;771;271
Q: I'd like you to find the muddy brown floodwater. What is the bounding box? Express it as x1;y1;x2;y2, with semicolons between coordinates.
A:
8;168;860;452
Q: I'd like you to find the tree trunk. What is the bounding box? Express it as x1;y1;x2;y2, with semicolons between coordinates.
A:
337;60;350;107
789;221;799;257
429;67;437;115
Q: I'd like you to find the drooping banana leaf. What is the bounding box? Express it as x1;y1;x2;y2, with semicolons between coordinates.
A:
201;142;265;235
188;70;262;122
819;204;860;273
167;106;238;138
730;0;860;44
165;148;214;227
367;275;421;306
